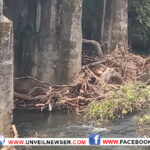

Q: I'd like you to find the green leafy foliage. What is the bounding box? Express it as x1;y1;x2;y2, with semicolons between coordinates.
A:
85;83;150;121
135;114;150;137
129;0;150;53
133;0;150;29
135;114;150;126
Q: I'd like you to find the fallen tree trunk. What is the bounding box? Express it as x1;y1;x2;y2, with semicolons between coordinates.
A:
82;39;103;58
14;92;37;101
85;59;107;67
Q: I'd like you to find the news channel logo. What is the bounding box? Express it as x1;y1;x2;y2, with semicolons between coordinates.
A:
0;135;5;145
89;134;100;145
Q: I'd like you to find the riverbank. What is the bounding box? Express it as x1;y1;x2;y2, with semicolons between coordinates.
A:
85;83;150;121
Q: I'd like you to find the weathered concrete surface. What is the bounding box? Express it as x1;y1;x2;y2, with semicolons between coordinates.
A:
4;0;82;84
54;0;83;84
83;0;128;52
0;15;13;138
0;0;3;15
110;0;128;51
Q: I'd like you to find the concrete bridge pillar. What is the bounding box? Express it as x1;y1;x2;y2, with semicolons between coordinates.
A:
83;0;128;52
0;0;13;140
4;0;83;85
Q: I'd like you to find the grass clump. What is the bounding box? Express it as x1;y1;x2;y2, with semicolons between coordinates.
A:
135;114;150;137
135;114;150;126
85;83;150;121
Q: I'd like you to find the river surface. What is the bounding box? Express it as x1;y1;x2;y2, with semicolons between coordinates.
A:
14;110;149;150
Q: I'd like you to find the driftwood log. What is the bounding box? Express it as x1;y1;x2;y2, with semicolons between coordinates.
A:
85;59;107;67
12;125;18;138
82;39;103;58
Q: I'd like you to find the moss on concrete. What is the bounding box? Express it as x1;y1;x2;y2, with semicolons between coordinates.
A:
0;17;12;41
64;0;80;10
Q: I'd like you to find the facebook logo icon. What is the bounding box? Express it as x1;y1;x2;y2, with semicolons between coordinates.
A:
89;134;100;145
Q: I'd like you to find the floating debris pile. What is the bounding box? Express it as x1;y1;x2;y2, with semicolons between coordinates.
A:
14;47;150;112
